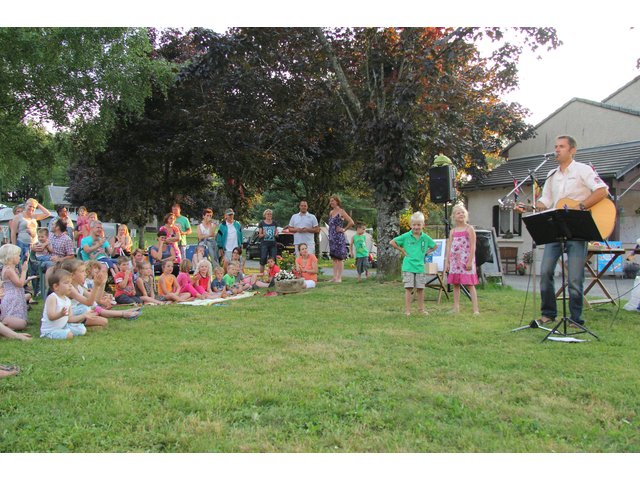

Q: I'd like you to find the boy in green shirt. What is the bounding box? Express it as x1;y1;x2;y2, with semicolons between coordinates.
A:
390;212;437;316
350;222;370;281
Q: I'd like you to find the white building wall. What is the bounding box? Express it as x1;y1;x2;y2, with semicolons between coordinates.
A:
508;103;640;158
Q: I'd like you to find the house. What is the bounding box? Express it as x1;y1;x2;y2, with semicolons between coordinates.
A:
462;75;640;274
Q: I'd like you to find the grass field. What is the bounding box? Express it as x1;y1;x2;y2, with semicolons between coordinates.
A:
1;276;639;453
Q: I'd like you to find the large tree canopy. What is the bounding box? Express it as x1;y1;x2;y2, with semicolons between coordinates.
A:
0;27;174;191
313;27;559;277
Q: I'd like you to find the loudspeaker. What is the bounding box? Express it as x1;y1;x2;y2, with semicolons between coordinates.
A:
475;231;493;266
429;165;456;203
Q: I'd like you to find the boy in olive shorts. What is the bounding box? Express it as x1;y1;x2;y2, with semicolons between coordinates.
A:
390;212;437;316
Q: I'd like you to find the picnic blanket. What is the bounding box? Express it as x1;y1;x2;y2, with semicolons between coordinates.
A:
178;291;256;306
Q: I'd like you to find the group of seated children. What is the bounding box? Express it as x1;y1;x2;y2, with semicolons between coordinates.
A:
0;242;284;343
152;246;281;302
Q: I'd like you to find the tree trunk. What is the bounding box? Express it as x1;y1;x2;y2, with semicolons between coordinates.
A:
375;195;403;281
137;224;146;249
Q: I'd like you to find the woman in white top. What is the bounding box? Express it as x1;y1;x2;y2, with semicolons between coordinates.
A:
197;208;220;266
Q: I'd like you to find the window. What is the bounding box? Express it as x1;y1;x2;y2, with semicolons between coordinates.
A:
493;205;521;236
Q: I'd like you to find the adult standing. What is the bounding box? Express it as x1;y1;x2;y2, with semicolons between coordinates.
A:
197;208;219;266
48;205;74;241
10;198;51;262
258;209;278;274
217;208;243;263
172;202;192;261
159;213;182;265
327;195;354;283
517;135;609;327
287;200;320;256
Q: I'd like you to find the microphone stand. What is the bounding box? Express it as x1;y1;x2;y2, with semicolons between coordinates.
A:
506;154;553;332
498;154;551;209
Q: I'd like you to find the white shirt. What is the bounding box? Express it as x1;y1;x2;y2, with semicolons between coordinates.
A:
288;211;319;246
225;221;238;252
40;293;71;335
538;160;608;209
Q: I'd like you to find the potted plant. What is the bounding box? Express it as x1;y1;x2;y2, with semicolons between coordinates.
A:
516;262;527;275
273;269;305;294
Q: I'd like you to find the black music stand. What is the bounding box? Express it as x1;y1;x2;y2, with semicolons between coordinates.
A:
522;208;602;342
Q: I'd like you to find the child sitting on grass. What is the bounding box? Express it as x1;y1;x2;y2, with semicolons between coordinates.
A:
211;266;229;298
191;259;221;299
223;262;251;295
134;261;168;305
84;260;116;309
40;269;86;340
158;259;191;303
113;256;142;305
176;259;204;300
61;259;141;326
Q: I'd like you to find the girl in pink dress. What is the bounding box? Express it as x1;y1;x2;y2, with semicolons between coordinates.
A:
176;259;204;300
444;204;479;315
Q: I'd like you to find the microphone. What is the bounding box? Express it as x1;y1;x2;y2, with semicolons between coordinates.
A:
543;152;556;158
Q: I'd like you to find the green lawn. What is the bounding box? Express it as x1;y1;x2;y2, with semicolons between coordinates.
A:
1;278;639;452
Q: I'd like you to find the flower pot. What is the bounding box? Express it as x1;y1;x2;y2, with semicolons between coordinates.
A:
274;278;305;294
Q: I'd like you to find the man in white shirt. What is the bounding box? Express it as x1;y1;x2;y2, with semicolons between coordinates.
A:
518;135;608;327
287;200;320;255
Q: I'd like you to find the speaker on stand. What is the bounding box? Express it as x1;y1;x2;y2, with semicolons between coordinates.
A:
429;164;456;204
428;158;469;299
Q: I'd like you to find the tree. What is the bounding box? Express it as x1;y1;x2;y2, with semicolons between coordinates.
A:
0;27;174;193
313;27;559;278
66;29;223;241
178;28;366;224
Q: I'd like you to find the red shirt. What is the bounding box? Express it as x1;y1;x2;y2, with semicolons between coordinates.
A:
114;271;135;297
268;264;281;278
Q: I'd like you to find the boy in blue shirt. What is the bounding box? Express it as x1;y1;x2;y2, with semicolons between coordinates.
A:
390;212;437;316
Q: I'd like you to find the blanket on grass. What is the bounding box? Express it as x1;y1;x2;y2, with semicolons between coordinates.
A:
178;291;256;306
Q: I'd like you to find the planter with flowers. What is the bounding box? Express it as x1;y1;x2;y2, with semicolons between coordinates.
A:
516;262;527;275
274;269;305;294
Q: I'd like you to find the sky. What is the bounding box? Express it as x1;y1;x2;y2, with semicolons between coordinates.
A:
502;26;640;124
6;1;640;130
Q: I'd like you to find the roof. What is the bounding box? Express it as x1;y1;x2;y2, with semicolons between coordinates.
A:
502;99;640;155
462;140;640;191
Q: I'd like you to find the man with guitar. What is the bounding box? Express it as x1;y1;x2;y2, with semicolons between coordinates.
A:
516;135;609;327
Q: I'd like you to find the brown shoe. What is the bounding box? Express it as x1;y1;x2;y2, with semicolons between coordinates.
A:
539;316;555;325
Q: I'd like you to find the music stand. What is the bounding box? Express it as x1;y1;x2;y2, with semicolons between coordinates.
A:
522;208;602;342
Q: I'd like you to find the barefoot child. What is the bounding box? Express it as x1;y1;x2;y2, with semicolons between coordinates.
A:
444;203;479;314
176;259;204;300
211;266;229;298
135;261;168;305
61;259;141;326
0;244;37;332
158;259;191;303
223;262;251;295
191;259;220;299
390;212;437;316
40;269;86;340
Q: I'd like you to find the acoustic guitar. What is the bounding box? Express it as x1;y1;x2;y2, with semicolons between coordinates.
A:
501;197;616;240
